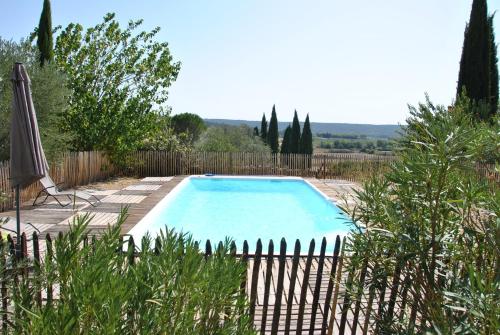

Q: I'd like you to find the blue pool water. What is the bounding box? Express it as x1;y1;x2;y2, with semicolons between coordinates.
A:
129;177;353;253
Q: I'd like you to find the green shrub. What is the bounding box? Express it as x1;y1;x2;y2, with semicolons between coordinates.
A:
195;125;269;153
343;96;499;334
4;211;255;334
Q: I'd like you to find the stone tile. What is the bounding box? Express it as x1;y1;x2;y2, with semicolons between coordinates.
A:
141;177;173;182
124;184;162;191
100;195;147;204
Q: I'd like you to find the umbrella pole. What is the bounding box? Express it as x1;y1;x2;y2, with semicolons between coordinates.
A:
15;185;21;257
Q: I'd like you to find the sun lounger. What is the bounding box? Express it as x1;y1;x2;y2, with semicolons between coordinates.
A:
32;176;100;207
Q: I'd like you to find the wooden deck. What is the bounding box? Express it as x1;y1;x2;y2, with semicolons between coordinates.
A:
247;252;409;335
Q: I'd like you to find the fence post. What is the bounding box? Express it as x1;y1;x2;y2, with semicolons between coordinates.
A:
321;236;341;335
327;237;346;335
309;237;327;335
285;240;301;334
205;240;212;259
127;236;135;266
249;239;262;323
271;238;287;335
46;234;53;305
32;232;42;307
296;239;315;335
260;240;274;335
351;258;369;335
0;233;8;332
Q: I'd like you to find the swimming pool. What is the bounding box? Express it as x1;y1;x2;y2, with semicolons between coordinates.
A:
128;176;353;253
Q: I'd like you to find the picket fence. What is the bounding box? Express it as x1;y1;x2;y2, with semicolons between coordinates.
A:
0;231;422;334
1;150;498;213
0;151;394;212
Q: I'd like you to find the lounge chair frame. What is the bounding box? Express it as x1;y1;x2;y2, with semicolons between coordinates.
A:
32;178;100;207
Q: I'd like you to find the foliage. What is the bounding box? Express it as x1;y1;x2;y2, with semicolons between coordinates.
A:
488;14;499;117
343;96;500;334
457;0;498;120
0;38;71;162
252;126;259;137
299;114;313;154
318;138;394;153
54;13;180;158
139;114;192;153
280;125;292;154
316;132;368;140
290;110;301;153
195;125;269;153
170;113;206;145
260;113;267;143
205;119;401;139
5;210;255;334
37;0;53;67
267;105;279;153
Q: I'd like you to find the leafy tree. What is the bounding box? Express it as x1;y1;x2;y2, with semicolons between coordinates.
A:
457;0;498;119
0;38;70;162
280;125;292;154
299;114;313;154
195;125;269;153
260;113;267;142
140;114;192;153
170;113;206;144
37;0;53;66
267;105;279;153
290;110;301;153
54;13;180;159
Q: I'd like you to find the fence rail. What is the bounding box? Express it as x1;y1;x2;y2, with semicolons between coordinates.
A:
1;150;498;213
0;231;423;334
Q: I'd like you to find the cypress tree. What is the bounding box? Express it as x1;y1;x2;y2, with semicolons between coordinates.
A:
253;126;259;137
488;15;499;116
299;114;313;154
267;105;279;153
290;110;301;153
37;0;54;67
260;113;268;142
457;0;498;119
280;125;292;154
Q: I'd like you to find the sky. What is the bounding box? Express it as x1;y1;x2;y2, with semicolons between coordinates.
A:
1;1;499;125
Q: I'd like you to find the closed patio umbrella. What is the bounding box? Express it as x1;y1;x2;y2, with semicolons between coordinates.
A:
10;63;49;254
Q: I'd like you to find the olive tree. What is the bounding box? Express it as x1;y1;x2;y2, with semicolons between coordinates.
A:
0;38;70;162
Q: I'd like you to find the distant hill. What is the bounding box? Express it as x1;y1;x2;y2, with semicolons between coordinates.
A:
204;119;401;138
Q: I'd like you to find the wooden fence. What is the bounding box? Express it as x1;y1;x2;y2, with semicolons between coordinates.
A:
1;151;498;213
0;151;394;212
0;151;114;212
0;231;422;334
121;151;395;181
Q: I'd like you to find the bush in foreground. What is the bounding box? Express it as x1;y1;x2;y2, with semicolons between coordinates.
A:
4;211;255;334
344;96;499;334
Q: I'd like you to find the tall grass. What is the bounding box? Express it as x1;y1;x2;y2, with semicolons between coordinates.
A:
2;211;255;334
